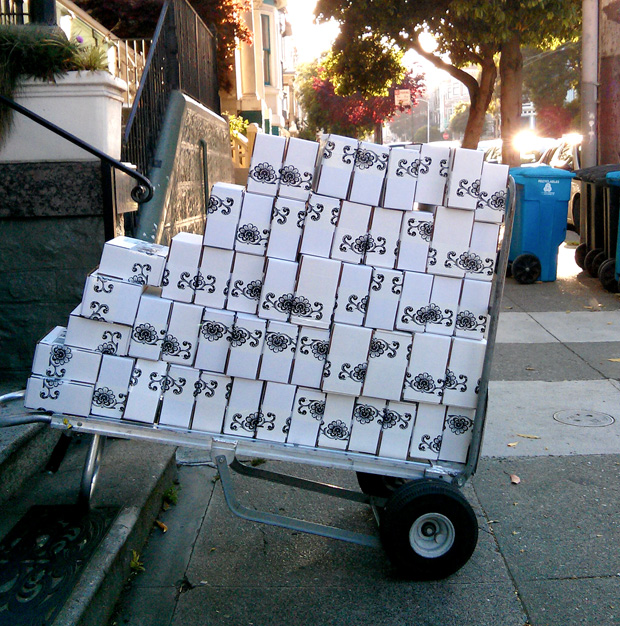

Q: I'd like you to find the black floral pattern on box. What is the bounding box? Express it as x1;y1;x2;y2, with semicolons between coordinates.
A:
278;165;313;190
368;337;399;359
249;162;278;186
161;268;170;287
339;233;386;257
446;413;473;435
97;330;123;356
39;377;61;400
262;292;295;315
129;367;141;387
282;415;291;435
271;203;290;225
207;194;234;215
93;275;114;294
345;294;368;314
200;320;228;342
445;251;494;276
227;324;263;348
321;419;350;441
354;147;389;171
296;208;307;229
392;274;403;295
128;262;152;285
417;156;432;175
299;336;330;361
338;362;367;383
322;359;332;378
289;295;324;320
193;377;218;398
236;223;270;247
330;205;340;226
419;433;442;453
229;279;263;302
132;323;161;346
379;407;412;430
323;140;335;159
161;333;193;360
230;410;276;433
442;368;468;393
370;273;385;291
342;144;357;165
87;302;109;321
353;403;380;424
265;331;296;353
456;178;480;200
297;397;325;420
92;386;127;411
455;310;487;334
439;158;449;178
477;189;506;212
395;157;419;179
406;217;434;242
427;247;437;266
404;371;444;397
46;344;73;378
401;303;453;328
178;270;215;294
149;372;186;395
305;201;324;223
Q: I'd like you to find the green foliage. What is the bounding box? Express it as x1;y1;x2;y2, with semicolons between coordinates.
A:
130;550;145;573
413;125;443;143
163;486;179;506
224;111;249;138
449;103;470;137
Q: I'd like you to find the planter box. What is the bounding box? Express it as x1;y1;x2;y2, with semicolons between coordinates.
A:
0;71;126;162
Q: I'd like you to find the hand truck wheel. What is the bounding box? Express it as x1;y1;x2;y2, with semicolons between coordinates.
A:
574;243;588;269
584;248;604;277
598;258;619;293
511;253;541;284
379;479;478;580
356;471;409;499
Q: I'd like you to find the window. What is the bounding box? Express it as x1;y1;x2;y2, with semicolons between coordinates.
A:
261;14;271;86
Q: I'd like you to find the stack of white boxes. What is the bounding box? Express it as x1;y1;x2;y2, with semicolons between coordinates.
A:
25;133;508;468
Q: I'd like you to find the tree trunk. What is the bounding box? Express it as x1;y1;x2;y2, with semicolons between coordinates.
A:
462;53;497;149
500;34;523;167
373;122;383;144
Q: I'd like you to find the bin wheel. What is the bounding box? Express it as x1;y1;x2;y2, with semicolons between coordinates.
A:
356;471;409;498
380;479;478;580
598;258;619;293
584;248;604;277
511;253;541;284
591;251;607;278
574;243;588;269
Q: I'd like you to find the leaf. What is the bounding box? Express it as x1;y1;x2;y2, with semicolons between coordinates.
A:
155;520;168;533
507;442;518;447
584;305;593;309
608;358;620;362
525;367;536;371
517;433;540;439
510;474;521;485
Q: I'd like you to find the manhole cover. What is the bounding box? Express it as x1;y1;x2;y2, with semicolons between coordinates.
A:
553;410;615;427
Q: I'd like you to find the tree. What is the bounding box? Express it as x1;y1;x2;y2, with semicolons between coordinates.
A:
72;0;252;92
295;57;424;140
448;103;470;139
315;0;581;165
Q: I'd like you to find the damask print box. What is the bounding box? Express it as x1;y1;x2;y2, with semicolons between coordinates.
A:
24;132;511;473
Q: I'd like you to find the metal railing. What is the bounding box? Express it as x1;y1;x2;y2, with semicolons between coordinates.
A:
0;0;27;24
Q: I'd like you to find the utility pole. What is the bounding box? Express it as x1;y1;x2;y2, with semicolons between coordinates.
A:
29;0;56;25
581;0;598;167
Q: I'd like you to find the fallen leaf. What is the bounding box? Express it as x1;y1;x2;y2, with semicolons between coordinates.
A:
505;306;513;310
584;305;593;309
517;433;540;439
525;367;536;371
510;474;521;485
566;310;571;313
608;358;620;362
155;520;168;533
162;502;170;511
507;442;518;447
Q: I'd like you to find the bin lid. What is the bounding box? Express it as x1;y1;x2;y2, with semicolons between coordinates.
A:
509;165;575;180
605;170;620;186
574;164;620;183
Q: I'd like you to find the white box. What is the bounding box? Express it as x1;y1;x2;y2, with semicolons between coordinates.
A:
65;309;131;357
91;354;134;419
363;330;411;401
161;301;202;366
98;236;168;286
445;148;484;210
193;246;234;308
191;371;231;434
396;209;435;272
247;133;287;196
415;143;451;205
330;201;372;264
123;358;169;424
80;272;142;326
403;332;451;403
25;375;94;417
382;145;420;210
32;326;101;384
277;137;319;201
348;141;390;206
427;207;475;278
347;396;386;454
158;365;200;429
439;407;476;464
333;263;372;326
254;381;297;443
222;378;264;437
258;320;298;383
128;292;172;360
476;162;509;223
259;258;298;322
364;207;403;269
322;323;372;396
194;308;235;373
317;393;356;450
425;275;463;336
364;268;404;331
291;256;341;329
226;313;266;379
225;252;266;315
234;191;273;256
290;327;330;388
409;403;446;461
267;196;307;261
395;271;434;333
455;279;492;339
299;193;341;258
204;183;244;249
286;387;326;446
314;134;358;199
465;222;500;281
161;233;204;302
443;338;487;408
378;400;417;460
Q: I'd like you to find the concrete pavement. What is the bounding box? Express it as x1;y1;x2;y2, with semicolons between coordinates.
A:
107;234;620;626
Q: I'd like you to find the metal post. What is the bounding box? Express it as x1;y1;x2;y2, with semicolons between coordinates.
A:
29;0;56;24
581;0;598;167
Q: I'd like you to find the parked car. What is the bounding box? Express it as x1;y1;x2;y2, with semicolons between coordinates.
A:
478;133;557;166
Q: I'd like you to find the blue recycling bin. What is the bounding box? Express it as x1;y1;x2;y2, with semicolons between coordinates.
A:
508;166;575;283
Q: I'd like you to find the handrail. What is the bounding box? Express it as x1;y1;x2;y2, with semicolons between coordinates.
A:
0;93;154;203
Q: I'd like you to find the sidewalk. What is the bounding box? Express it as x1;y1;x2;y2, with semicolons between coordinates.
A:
109;235;620;626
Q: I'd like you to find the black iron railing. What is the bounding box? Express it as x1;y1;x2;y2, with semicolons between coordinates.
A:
123;0;219;177
0;0;27;24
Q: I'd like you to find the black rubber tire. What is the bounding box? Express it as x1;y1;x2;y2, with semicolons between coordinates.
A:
380;479;478;580
590;251;607;279
584;248;604;277
598;258;619;293
511;253;541;284
574;243;588;269
571;193;581;234
356;472;409;498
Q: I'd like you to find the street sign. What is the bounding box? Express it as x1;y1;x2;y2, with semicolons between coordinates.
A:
394;89;411;107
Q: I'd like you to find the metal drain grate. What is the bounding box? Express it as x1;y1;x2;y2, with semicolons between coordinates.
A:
553;410;616;427
0;505;118;626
